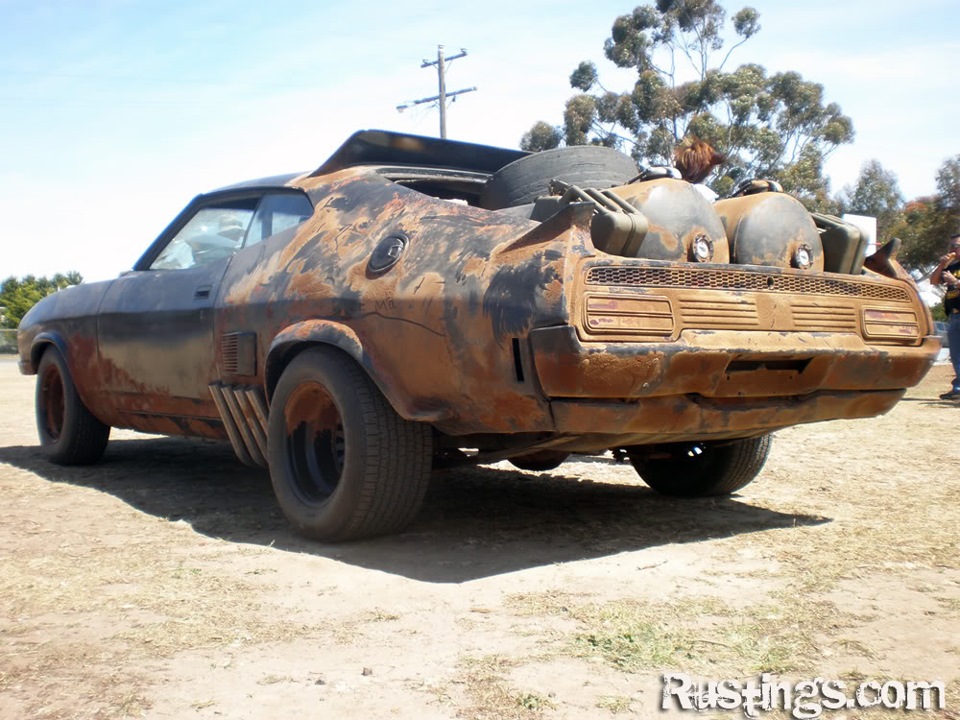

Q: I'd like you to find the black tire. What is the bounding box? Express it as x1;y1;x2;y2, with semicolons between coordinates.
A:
35;346;110;465
267;347;433;541
627;435;772;497
509;450;570;472
480;145;639;210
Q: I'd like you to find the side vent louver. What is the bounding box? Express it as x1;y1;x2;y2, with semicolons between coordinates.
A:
221;332;257;376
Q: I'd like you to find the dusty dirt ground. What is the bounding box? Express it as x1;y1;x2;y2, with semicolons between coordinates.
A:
1;357;958;719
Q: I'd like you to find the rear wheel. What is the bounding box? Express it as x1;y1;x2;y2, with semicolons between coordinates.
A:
509;450;570;472
267;347;433;541
627;435;772;497
35;346;110;465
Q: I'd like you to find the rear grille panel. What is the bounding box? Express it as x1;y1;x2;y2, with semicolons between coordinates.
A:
581;265;920;342
586;266;909;302
791;304;859;332
679;298;759;328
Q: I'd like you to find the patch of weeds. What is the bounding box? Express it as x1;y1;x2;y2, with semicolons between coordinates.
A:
507;590;584;616
459;655;553;720
0;644;153;719
947;677;960;708
330;620;362;645
720;617;804;674
577;618;694;672
838;668;868;684
516;692;555;711
507;590;826;677
115;690;152;717
725;592;834;675
417;679;452;706
171;564;202;579
596;694;632;714
244;567;278;576
937;597;960;614
835;638;875;658
257;674;291;685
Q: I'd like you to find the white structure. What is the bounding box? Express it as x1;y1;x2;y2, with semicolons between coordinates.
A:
842;213;878;257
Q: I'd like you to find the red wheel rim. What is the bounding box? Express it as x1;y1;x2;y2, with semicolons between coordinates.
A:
40;365;65;441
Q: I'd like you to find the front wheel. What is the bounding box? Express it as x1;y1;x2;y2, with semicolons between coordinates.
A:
267;347;433;541
627;435;772;497
35;346;110;465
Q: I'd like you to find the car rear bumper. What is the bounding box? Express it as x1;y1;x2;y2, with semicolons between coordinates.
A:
529;325;938;439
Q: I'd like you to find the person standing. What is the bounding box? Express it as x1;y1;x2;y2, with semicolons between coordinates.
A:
931;233;960;400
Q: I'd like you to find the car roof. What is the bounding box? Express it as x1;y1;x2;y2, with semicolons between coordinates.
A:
209;172;307;193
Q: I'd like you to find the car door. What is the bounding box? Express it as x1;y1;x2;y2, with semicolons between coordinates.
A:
97;194;260;427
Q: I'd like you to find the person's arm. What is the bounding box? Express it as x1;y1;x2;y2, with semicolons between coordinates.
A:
931;253;959;286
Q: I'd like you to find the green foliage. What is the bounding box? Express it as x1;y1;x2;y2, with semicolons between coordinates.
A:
0;272;82;329
894;199;958;272
522;1;854;205
892;155;960;271
936;155;960;211
838;160;904;244
519;121;562;152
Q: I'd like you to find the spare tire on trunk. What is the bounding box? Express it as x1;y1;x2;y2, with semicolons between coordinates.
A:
480;146;639;210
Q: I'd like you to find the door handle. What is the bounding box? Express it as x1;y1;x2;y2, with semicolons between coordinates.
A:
194;284;212;299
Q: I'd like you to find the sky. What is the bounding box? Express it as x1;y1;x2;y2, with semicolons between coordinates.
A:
1;0;958;282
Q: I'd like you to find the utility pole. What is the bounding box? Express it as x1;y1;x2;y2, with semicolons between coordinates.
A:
396;45;477;139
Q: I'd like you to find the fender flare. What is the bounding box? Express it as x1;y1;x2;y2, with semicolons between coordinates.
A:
265;319;443;422
25;331;111;428
27;331;70;375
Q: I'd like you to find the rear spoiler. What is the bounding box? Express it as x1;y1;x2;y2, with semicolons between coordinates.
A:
312;129;528;177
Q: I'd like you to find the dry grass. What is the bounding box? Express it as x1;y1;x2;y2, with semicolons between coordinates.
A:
595;695;632;714
2;537;312;656
507;590;829;677
0;525;315;718
457;655;556;720
0;645;153;719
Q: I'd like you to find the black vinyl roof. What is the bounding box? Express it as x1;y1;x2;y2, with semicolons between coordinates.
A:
212;172;305;192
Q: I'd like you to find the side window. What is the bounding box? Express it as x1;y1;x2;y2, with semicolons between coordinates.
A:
150;203;257;271
244;192;314;248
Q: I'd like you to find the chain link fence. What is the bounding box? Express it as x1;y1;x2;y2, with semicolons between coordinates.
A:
0;328;17;354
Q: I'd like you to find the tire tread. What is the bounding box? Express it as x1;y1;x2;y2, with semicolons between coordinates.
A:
268;347;432;541
629;435;771;497
36;346;110;466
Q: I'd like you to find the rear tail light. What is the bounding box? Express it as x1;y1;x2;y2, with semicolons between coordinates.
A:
861;308;920;342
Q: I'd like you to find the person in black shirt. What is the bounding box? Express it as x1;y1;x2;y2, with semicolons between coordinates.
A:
931;233;960;400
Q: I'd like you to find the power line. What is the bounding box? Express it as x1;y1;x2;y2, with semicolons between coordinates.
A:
396;45;476;139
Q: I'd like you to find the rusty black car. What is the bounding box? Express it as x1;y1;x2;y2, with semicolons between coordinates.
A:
18;130;939;540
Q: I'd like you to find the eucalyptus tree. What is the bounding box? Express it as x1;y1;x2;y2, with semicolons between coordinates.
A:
522;0;854;204
894;155;960;270
838;160;904;245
